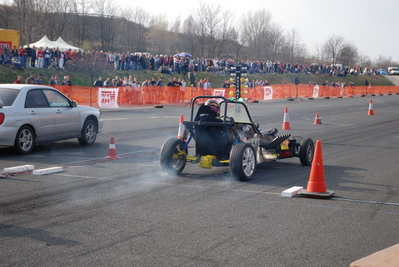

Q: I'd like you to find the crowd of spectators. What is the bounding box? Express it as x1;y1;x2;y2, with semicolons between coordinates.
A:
2;45;386;76
2;45;387;88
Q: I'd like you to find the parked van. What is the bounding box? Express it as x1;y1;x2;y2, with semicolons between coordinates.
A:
388;67;399;75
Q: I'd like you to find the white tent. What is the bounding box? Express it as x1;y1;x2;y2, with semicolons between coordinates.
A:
28;35;82;52
54;37;82;52
28;35;59;49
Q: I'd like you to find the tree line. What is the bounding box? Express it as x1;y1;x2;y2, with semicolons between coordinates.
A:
0;0;397;69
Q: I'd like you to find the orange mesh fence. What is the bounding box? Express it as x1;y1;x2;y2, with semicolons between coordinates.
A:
52;85;399;107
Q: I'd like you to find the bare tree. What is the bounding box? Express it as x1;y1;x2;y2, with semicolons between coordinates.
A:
265;22;284;61
310;43;326;63
71;0;92;47
129;7;151;52
358;53;371;68
226;27;244;62
240;8;272;60
0;0;14;29
183;1;232;58
284;28;301;62
147;15;182;55
92;0;120;51
13;0;37;44
213;9;235;58
323;34;345;66
338;42;358;67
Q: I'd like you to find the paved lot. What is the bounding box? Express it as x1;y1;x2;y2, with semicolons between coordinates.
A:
1;96;399;266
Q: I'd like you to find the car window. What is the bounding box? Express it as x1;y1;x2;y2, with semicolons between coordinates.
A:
25;90;49;108
0;88;19;106
42;89;71;107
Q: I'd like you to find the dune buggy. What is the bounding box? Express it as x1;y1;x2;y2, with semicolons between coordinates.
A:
160;96;315;181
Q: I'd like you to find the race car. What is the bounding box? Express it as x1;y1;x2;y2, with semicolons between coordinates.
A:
160;96;315;181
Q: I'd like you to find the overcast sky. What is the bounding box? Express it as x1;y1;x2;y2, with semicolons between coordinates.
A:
120;0;397;62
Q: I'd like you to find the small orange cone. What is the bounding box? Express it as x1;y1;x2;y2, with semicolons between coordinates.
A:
177;114;185;139
105;136;120;160
299;140;334;198
282;107;291;130
367;100;374;115
313;113;322;125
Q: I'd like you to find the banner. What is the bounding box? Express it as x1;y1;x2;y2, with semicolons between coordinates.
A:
98;87;119;108
312;85;319;98
213;89;225;97
263;86;273;100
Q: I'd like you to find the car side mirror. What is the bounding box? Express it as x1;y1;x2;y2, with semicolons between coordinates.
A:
71;100;78;107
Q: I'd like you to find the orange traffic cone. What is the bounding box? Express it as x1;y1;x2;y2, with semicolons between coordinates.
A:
282;107;291;130
105;136;120;160
177;114;185;139
313;113;322;125
299;140;334;198
367;100;374;115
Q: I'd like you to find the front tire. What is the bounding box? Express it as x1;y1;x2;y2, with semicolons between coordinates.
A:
299;138;314;166
78;119;97;146
160;138;187;175
230;143;257;181
14;125;35;154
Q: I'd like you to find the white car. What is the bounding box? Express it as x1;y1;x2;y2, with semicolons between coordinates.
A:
388;67;399;75
0;84;103;154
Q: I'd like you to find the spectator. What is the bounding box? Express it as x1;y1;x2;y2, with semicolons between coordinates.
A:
26;73;37;84
14;75;23;84
11;46;18;57
36;73;43;84
19;46;28;68
103;77;112;87
62;75;72;86
3;44;10;62
93;77;103;87
30;46;36;67
156;77;163;87
37;47;44;68
49;75;57;85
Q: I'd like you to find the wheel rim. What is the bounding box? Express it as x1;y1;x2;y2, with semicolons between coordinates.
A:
19;129;33;151
307;143;314;162
85;123;96;142
172;145;185;169
242;147;256;176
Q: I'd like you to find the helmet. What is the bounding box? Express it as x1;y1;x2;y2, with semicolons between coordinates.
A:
205;99;220;116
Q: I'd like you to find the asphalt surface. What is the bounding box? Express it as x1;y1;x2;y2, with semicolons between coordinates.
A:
1;95;399;266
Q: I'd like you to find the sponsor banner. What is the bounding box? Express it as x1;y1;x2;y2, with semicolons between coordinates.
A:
263;86;273;100
213;89;225;97
0;42;11;51
312;85;319;98
98;87;119;108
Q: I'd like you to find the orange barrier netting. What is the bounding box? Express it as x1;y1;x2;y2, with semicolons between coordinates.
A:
53;84;399;107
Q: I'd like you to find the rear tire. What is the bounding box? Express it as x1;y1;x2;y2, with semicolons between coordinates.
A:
78;119;97;146
14;125;35;155
160;138;187;175
230;143;257;181
299;138;314;166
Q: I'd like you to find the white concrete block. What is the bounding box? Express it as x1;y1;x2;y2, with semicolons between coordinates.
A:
33;167;63;175
281;186;303;197
4;165;35;173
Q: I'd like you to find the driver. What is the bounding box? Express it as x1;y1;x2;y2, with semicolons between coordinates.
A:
198;99;222;122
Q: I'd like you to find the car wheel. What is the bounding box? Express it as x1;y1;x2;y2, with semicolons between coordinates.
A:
14;125;35;155
299;138;314;166
160;138;187;175
230;143;257;181
78;119;97;146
